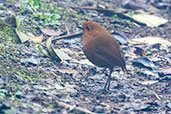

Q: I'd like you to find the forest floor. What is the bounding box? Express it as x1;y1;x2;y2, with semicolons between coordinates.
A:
0;0;170;114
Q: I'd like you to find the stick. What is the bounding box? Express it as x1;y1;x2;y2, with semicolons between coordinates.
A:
52;31;82;41
71;6;146;25
71;6;128;14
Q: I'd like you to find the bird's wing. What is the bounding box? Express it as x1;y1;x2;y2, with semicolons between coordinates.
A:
95;37;126;70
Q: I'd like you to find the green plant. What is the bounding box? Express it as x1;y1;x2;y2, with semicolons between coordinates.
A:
16;71;32;81
112;14;118;21
6;0;16;3
19;0;62;25
29;0;42;8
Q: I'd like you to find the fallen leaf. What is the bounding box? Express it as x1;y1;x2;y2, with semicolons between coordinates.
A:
124;12;168;27
134;47;146;57
20;56;41;65
97;4;106;9
29;34;44;43
64;83;77;93
46;38;58;60
71;59;94;66
41;28;62;36
130;36;171;47
112;32;129;45
58;69;78;75
166;102;171;109
139;80;158;85
60;48;80;59
132;57;155;70
159;67;171;75
46;38;71;61
53;48;71;61
143;70;159;78
15;29;29;43
54;84;64;90
122;1;145;10
46;37;52;50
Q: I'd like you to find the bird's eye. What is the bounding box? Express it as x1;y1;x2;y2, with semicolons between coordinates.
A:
86;26;91;31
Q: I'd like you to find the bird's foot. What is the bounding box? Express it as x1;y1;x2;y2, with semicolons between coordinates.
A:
98;88;112;94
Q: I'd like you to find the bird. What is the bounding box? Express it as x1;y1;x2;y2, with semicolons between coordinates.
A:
82;21;127;91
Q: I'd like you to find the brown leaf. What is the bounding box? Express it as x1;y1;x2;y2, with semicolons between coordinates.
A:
159;67;171;75
58;69;78;75
134;47;146;57
29;34;44;43
41;28;62;36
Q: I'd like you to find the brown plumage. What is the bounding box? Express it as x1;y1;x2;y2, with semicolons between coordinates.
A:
82;21;127;90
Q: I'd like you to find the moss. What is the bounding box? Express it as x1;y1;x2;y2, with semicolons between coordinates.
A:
0;25;18;44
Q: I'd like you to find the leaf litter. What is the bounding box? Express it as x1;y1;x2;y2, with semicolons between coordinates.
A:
0;0;170;114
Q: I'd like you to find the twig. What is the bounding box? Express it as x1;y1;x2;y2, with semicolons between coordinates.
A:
71;6;128;15
138;82;161;101
52;31;82;41
71;6;146;25
56;100;95;114
152;91;161;100
81;69;90;81
65;24;70;34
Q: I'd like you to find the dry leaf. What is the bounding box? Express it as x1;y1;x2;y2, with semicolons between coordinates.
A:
130;36;171;47
132;57;155;70
159;67;171;75
124;12;168;27
46;37;52;50
53;48;71;61
46;38;59;60
139;80;158;85
29;34;43;43
41;28;62;36
15;29;29;43
58;69;78;75
46;38;71;61
71;59;94;66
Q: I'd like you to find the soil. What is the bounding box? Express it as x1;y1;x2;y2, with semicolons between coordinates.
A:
0;0;170;114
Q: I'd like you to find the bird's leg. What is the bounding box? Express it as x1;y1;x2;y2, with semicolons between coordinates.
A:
104;77;109;90
107;69;113;90
104;68;113;91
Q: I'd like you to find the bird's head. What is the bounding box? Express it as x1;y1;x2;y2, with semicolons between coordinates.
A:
82;21;105;37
